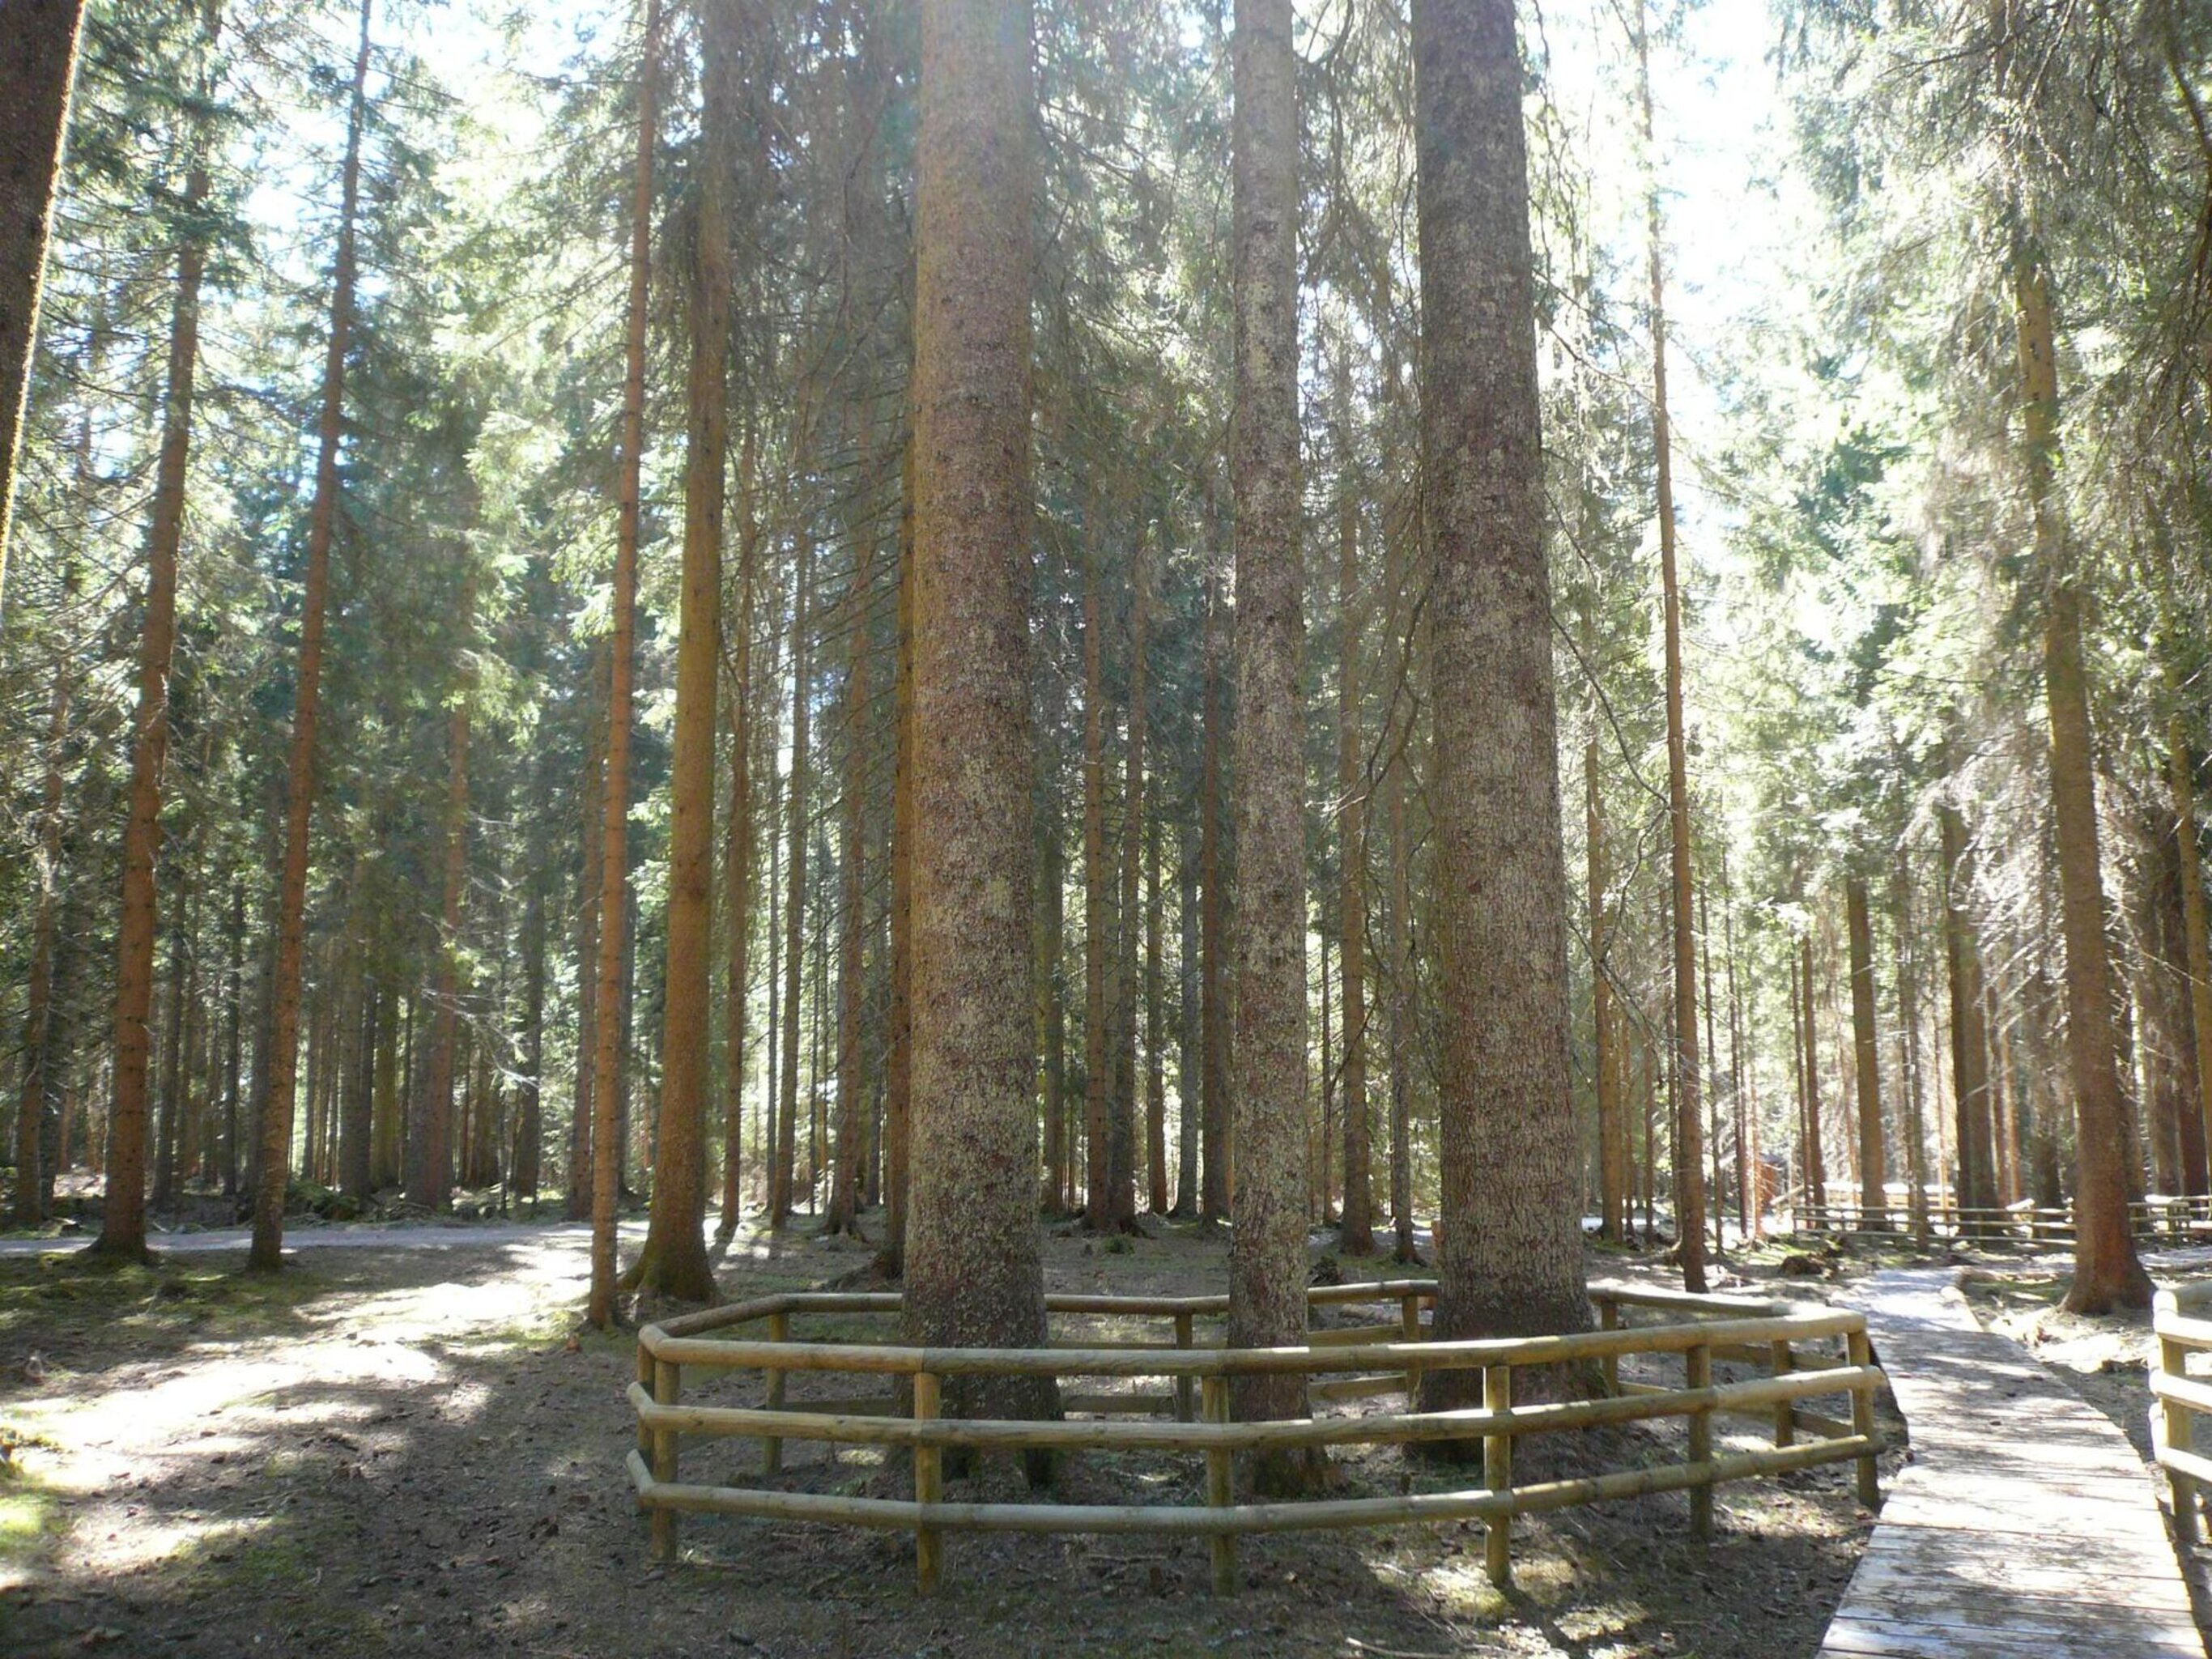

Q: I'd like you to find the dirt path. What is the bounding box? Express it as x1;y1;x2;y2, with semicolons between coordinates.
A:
1;1222;1881;1658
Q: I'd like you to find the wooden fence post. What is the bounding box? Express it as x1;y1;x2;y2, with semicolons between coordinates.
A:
650;1357;681;1561
1175;1313;1195;1423
1202;1374;1236;1595
913;1370;942;1593
1402;1291;1423;1406
762;1309;789;1474
2162;1335;2198;1545
1847;1327;1880;1509
1686;1342;1712;1541
1769;1338;1795;1447
1483;1363;1512;1586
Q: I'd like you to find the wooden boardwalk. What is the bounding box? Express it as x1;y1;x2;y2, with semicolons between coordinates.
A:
1817;1266;2205;1658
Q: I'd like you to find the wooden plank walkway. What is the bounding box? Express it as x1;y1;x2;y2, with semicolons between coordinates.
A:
1816;1266;2205;1658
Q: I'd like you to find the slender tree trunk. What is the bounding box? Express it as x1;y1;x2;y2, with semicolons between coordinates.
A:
631;0;731;1298
1200;536;1230;1224
772;526;812;1227
0;0;89;609
1112;527;1148;1228
1227;0;1318;1484
1895;857;1929;1244
1036;712;1066;1214
516;864;547;1205
1082;501;1112;1228
1387;619;1415;1262
718;428;759;1239
1175;820;1201;1217
585;0;658;1327
13;650;70;1229
369;965;398;1192
94;9;220;1253
248;0;372;1272
884;435;915;1261
1940;798;1996;1228
408;652;470;1210
222;878;245;1197
827;511;873;1238
901;0;1053;1434
1632;0;1704;1291
2171;723;2212;1193
1337;349;1371;1255
153;920;189;1213
568;683;603;1221
1145;816;1168;1214
1416;0;1590;1388
1845;874;1884;1221
1586;622;1620;1244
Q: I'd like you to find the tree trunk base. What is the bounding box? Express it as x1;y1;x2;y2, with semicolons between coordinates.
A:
80;1235;155;1268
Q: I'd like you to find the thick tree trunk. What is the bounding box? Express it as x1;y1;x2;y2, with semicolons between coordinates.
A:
902;0;1053;1431
1415;0;1590;1385
1227;0;1318;1486
585;0;657;1327
248;0;372;1272
2010;252;2148;1309
1845;875;1884;1220
0;0;88;606
631;0;732;1298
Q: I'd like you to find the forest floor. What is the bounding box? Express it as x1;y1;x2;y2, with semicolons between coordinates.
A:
0;1213;1921;1659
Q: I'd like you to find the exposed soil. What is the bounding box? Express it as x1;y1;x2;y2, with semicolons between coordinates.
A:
0;1219;1892;1659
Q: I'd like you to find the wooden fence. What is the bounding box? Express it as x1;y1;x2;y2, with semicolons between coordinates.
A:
1797;1193;2212;1244
2153;1278;2212;1538
626;1278;1883;1593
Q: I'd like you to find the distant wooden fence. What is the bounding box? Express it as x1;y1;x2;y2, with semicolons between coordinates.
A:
1797;1193;2212;1244
2153;1278;2212;1538
626;1278;1882;1593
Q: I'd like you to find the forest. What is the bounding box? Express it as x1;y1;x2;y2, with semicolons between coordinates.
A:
4;0;2212;1650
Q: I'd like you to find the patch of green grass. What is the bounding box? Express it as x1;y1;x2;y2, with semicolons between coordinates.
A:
0;1253;329;1353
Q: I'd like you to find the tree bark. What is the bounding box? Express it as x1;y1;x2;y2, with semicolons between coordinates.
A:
1200;527;1230;1224
883;432;915;1261
1336;349;1372;1257
1113;526;1148;1227
719;424;760;1240
1632;0;1704;1291
2171;722;2212;1194
408;643;470;1211
1227;0;1318;1487
1939;798;1997;1227
1174;818;1201;1217
248;0;372;1272
1082;498;1112;1227
95;6;221;1254
827;494;873;1239
631;0;732;1299
585;0;658;1327
1415;0;1590;1387
902;0;1053;1432
0;0;88;609
772;525;812;1227
1845;874;1884;1221
568;675;603;1221
2010;249;2148;1309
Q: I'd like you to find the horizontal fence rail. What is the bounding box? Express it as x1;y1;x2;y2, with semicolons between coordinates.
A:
625;1278;1884;1593
1796;1193;2211;1244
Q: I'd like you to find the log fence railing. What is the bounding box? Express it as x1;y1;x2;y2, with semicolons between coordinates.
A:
2153;1278;2212;1539
626;1278;1883;1593
1795;1193;2212;1244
